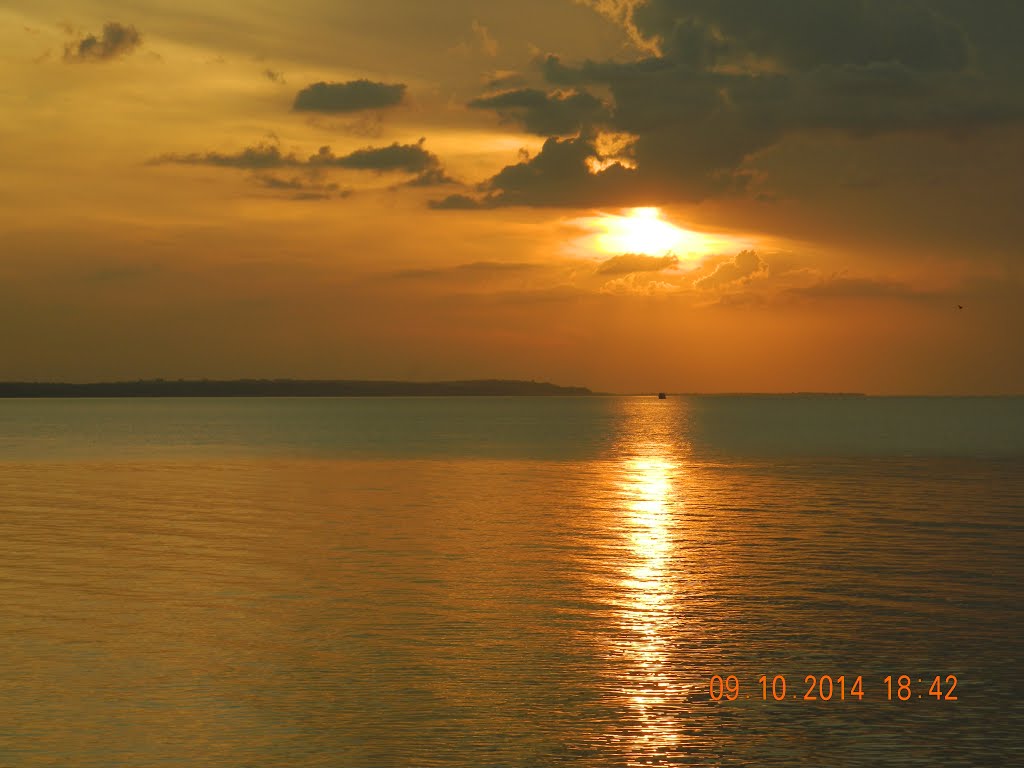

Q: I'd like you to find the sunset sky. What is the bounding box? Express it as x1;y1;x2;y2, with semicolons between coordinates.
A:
2;1;1022;393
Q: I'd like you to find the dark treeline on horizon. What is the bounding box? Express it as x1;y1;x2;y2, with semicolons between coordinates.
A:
0;379;594;398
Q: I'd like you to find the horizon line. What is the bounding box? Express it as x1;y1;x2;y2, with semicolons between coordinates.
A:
0;378;1020;398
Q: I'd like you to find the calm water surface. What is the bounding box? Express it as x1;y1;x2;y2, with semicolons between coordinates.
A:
1;396;1022;766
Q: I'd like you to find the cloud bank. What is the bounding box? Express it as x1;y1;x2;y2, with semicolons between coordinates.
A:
445;0;1024;208
468;88;608;136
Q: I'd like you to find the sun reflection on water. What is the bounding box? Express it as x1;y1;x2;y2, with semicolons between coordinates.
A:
618;453;681;761
606;400;690;765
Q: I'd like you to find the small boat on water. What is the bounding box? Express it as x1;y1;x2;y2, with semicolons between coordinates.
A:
658;392;667;399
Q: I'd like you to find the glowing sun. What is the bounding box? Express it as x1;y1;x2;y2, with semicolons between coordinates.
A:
574;207;745;260
597;207;687;255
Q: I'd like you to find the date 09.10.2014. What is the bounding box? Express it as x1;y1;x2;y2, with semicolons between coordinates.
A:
709;674;959;702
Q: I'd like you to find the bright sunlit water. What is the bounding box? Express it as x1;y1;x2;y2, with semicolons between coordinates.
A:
1;396;1022;766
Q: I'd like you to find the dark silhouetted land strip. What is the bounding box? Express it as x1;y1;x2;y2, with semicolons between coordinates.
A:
0;379;594;397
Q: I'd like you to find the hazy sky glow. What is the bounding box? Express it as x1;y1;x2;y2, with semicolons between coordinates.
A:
2;1;1022;393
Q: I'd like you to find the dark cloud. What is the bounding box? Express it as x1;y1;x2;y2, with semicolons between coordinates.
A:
151;139;442;176
293;80;406;113
695;250;766;289
149;142;298;169
255;175;311;190
597;253;679;275
631;0;970;72
151;139;450;200
541;53;674;86
253;174;351;200
468;88;609;136
64;22;141;62
432;136;643;209
403;168;458;187
307;139;439;173
453;1;1024;208
429;193;486;210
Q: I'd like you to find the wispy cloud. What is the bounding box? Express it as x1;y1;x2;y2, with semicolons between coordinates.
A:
64;22;141;63
151;139;444;175
596;253;679;275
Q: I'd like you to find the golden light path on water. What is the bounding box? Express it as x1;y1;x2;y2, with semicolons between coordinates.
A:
621;452;680;761
605;401;693;765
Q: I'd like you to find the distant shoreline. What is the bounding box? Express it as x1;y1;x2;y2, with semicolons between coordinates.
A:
663;392;868;397
0;379;594;398
0;381;1016;398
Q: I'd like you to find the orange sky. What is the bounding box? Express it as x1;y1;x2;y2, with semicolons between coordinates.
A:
2;1;1022;393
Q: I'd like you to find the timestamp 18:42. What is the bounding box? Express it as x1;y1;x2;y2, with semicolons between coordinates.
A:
709;674;959;702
